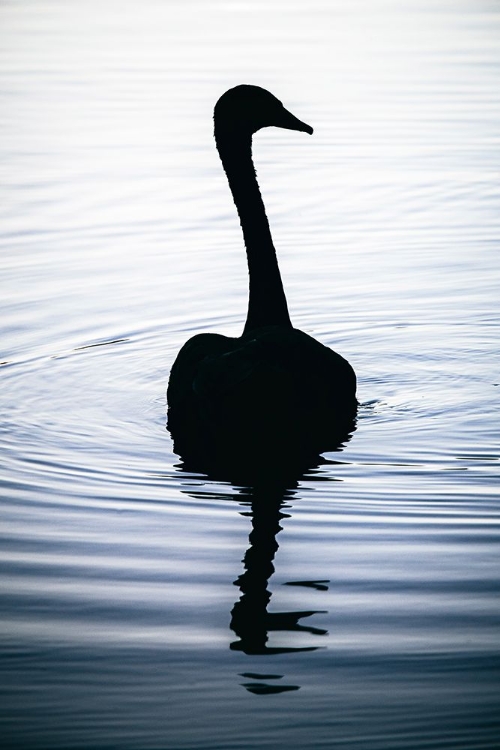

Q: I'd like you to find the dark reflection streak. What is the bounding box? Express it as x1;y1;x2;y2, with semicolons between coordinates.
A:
230;484;327;656
174;418;355;687
74;338;128;351
285;580;330;591
242;682;300;695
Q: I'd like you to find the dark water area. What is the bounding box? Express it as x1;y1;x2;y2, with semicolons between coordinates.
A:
1;1;500;748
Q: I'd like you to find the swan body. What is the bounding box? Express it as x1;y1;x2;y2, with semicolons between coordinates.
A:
167;85;357;474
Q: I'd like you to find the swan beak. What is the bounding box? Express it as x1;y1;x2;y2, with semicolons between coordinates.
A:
276;106;314;135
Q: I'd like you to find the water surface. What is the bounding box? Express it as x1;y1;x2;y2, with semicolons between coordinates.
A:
1;1;500;748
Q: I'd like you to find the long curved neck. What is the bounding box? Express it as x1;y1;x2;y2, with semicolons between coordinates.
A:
215;129;291;334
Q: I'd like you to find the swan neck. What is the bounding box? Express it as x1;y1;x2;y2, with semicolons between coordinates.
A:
216;130;291;333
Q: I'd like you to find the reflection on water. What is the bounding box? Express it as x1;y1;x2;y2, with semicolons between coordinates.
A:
182;469;336;694
1;0;500;747
230;487;327;660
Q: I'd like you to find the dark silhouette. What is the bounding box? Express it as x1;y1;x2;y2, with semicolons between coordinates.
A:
230;482;327;659
178;463;339;694
168;84;357;481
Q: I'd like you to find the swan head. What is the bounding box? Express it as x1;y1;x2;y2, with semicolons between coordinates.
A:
214;85;313;138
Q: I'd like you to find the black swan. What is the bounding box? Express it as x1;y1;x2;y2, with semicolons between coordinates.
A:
167;85;357;476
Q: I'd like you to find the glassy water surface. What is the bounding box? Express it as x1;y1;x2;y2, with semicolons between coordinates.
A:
1;1;499;748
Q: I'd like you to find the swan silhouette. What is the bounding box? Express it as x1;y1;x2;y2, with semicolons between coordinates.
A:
167;85;357;476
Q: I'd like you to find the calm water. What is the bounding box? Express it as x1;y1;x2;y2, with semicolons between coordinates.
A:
1;1;500;748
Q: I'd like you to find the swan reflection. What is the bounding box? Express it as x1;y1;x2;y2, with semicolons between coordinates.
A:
176;443;354;694
230;484;327;657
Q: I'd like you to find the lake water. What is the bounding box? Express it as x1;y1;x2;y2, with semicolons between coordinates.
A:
1;1;500;748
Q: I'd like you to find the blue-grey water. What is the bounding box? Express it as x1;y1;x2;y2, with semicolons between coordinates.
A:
1;1;500;748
